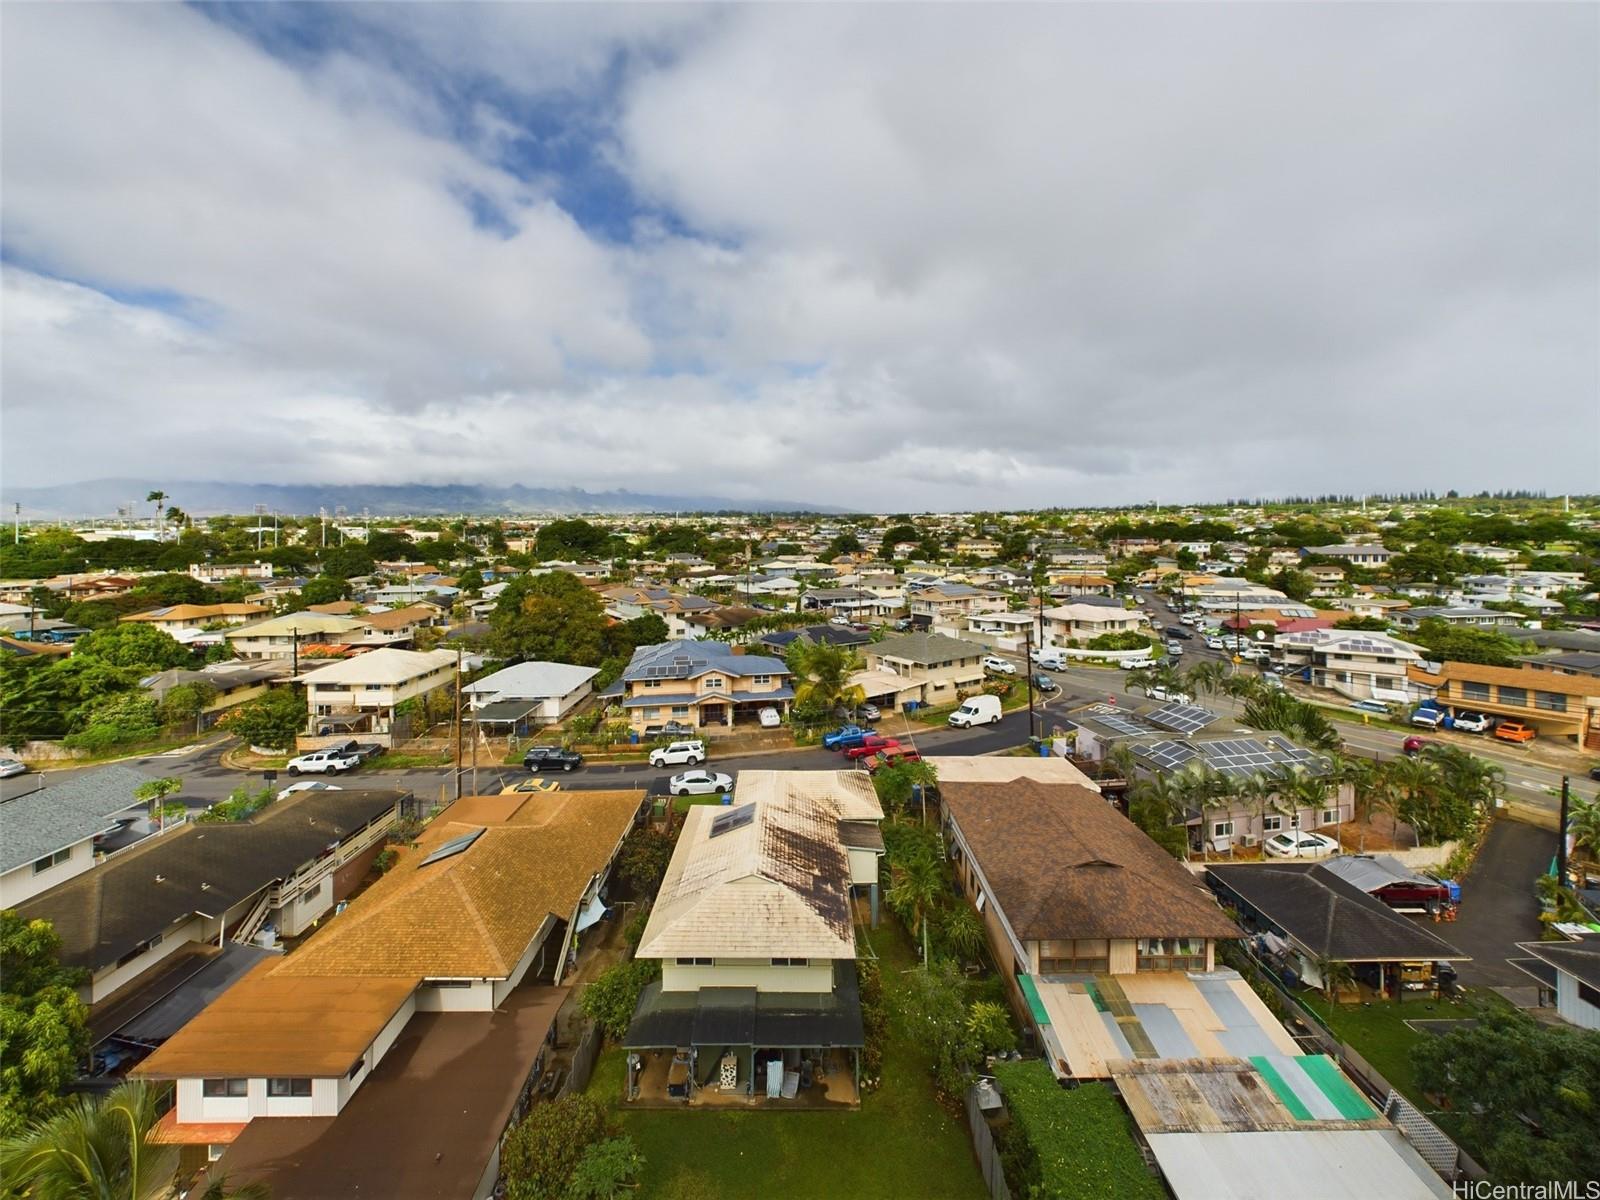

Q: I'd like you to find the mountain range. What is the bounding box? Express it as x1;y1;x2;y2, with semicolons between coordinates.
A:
1;479;843;519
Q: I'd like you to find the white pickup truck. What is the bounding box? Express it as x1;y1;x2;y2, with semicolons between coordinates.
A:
286;748;361;775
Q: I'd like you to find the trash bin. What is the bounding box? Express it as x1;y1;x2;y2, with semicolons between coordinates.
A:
721;794;734;806
630;731;639;745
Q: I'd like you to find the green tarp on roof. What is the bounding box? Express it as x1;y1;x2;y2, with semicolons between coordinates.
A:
1298;1054;1376;1119
1018;975;1050;1025
1248;1056;1314;1121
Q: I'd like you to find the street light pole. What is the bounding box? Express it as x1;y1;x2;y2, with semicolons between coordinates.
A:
1024;625;1037;746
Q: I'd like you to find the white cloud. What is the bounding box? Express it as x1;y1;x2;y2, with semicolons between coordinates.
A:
1;3;1595;508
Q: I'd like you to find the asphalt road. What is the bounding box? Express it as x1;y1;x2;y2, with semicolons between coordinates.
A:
1446;819;1557;989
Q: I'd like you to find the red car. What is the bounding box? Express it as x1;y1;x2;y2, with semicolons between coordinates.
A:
866;746;922;772
1402;737;1434;756
844;735;899;761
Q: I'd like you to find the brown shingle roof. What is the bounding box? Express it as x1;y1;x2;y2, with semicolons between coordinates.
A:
943;780;1239;942
360;604;438;631
275;789;643;980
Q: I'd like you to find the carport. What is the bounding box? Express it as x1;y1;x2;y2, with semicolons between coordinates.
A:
469;699;541;737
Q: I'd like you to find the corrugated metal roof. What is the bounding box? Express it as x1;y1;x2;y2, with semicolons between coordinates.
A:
1142;1130;1452;1199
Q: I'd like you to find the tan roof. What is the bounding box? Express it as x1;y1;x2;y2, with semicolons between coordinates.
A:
944;780;1239;942
733;769;884;821
361;604;438;631
1425;660;1600;697
928;755;1099;791
230;612;370;638
134;968;417;1078
636;793;857;961
298;647;456;686
306;600;363;615
277;789;642;980
123;603;270;623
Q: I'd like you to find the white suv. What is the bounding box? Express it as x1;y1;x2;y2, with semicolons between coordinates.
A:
286;749;360;775
649;740;706;767
982;655;1017;675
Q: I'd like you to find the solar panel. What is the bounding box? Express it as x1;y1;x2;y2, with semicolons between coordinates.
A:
1135;739;1199;771
1094;711;1155;737
1146;703;1220;735
419;828;484;867
709;805;754;838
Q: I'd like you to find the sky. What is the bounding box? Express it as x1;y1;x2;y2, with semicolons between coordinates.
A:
2;3;1597;510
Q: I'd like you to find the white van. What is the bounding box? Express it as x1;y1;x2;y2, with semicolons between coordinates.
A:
1031;647;1068;671
948;694;1004;728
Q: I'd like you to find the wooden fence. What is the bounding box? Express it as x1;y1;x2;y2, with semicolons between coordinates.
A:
963;1084;1012;1200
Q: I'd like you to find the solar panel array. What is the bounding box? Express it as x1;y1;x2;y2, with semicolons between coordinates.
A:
1146;703;1220;735
1137;740;1200;772
1135;735;1329;779
1088;710;1158;738
419;827;484;867
709;805;755;839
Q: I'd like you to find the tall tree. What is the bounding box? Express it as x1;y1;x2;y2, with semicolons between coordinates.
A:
0;912;90;1137
489;572;608;665
145;490;167;540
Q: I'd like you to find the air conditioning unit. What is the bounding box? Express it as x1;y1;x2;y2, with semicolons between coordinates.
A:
1241;833;1260;847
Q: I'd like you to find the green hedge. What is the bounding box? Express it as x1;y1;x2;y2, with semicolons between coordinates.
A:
992;1062;1164;1199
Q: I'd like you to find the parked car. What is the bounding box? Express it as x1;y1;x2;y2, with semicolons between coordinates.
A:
1260;674;1286;690
1493;721;1537;744
865;746;923;773
948;695;1004;728
1031;673;1058;693
1348;699;1390;715
1410;708;1448;730
1179;614;1199;627
757;706;782;729
1143;685;1193;705
277;780;342;801
1166;626;1193;640
1237;646;1269;662
829;615;852;626
1589;765;1600;782
669;769;733;796
1451;711;1491;734
286;748;360;775
982;655;1017;676
1030;647;1068;670
1263;831;1340;859
823;724;870;751
1401;736;1435;756
522;745;584;772
859;703;881;722
649;740;707;767
0;758;27;779
328;739;385;762
845;735;901;761
501;778;561;794
644;720;696;738
1119;656;1153;670
892;618;913;631
1165;641;1184;657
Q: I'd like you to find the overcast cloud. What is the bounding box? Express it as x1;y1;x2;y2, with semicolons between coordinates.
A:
2;3;1595;509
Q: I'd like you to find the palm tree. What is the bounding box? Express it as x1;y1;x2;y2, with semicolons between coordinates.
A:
0;1080;268;1199
1569;794;1600;862
1185;660;1230;698
787;640;866;716
164;506;188;532
1384;754;1443;848
1316;957;1356;1005
146;489;167;540
886;844;946;968
940;904;987;964
133;776;183;833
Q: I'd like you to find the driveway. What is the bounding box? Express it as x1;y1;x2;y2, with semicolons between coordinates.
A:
1448;818;1557;989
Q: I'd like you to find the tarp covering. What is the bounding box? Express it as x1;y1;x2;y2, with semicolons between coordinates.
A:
574;894;608;933
1018;974;1051;1025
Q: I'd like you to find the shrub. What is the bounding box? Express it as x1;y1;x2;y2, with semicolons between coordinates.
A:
563;1135;643;1200
217;688;304;750
578;958;660;1040
966;1000;1017;1055
197;784;275;824
1087;630;1153;652
615;827;674;897
892;958;981;1102
501;1094;613;1200
858;959;888;1082
623;905;651;951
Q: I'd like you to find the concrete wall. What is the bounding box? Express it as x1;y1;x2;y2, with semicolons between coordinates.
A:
660;959;835;994
0;836;94;909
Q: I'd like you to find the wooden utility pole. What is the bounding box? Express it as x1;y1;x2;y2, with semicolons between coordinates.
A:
453;645;464;803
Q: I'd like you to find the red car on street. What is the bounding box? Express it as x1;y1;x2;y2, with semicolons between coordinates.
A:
865;746;923;772
844;735;900;761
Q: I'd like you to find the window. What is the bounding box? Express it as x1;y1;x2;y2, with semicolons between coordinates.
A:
675;957;712;966
1039;939;1109;974
671;706;690;717
770;957;809;967
1321;809;1339;826
1535;692;1568;713
1212;821;1233;838
207;1145;227;1163
203;1078;248;1098
347;1058;366;1080
752;674;771;686
704;676;725;690
1497;686;1527;707
1580;981;1600;1009
32;848;71;874
1460;680;1491;702
642;707;659;720
267;1078;313;1098
1262;816;1282;833
1136;938;1207;972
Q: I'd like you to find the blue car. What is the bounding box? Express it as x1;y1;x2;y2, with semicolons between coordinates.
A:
823;724;869;751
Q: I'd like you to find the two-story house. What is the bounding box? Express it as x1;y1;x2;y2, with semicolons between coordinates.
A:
623;771;881;1106
1409;659;1600;747
855;631;987;711
1273;628;1425;702
299;648;458;741
618;640;792;733
226;612;373;661
1301;544;1397;569
906;582;1007;630
121;602;274;636
1040;600;1144;646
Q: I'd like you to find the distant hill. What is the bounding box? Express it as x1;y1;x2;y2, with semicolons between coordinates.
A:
0;479;843;519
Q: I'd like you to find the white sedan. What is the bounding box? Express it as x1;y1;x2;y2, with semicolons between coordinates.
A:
982;655;1017;675
0;758;27;779
669;770;734;796
277;780;343;801
1263;831;1340;859
1144;686;1194;704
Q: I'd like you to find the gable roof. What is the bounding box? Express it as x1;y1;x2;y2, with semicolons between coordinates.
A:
942;780;1239;941
461;660;599;700
359;604;439;631
637;794;856;961
869;630;987;664
0;765;149;874
275;789;643;981
620;639;788;683
732;770;884;821
18;790;407;972
298;647;457;686
1318;855;1441;895
1208;863;1469;963
1512;937;1600;990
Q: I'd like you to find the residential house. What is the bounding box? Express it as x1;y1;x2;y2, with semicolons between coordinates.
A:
299;648;458;741
1408;659;1600;747
966;610;1037;651
0;766;149;908
623;772;881;1106
363;583;460;607
1040;600;1144;646
137;789;642;1192
854;631;987;712
462;661;599;732
1327;595;1411;620
1393;605;1522;630
906;582;1007;629
226;613;373;661
752;625;870;654
618;640;792;732
801;587;894;620
189;562;274;584
18;788;406;1003
677;605;767;639
1273;628;1425;702
953;537;1001;558
1460;572;1585;601
345;604;446;648
1044;571;1114;595
1455;543;1521;565
1208;861;1468;996
140;661;291;727
1510;936;1600;1030
1301;544;1397;568
121;603;273;636
1048;547;1108;571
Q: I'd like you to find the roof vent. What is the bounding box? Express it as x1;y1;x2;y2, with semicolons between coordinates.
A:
154;874;166;883
200;882;211;891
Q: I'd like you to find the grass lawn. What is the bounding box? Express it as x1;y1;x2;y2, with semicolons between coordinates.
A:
586;919;985;1200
